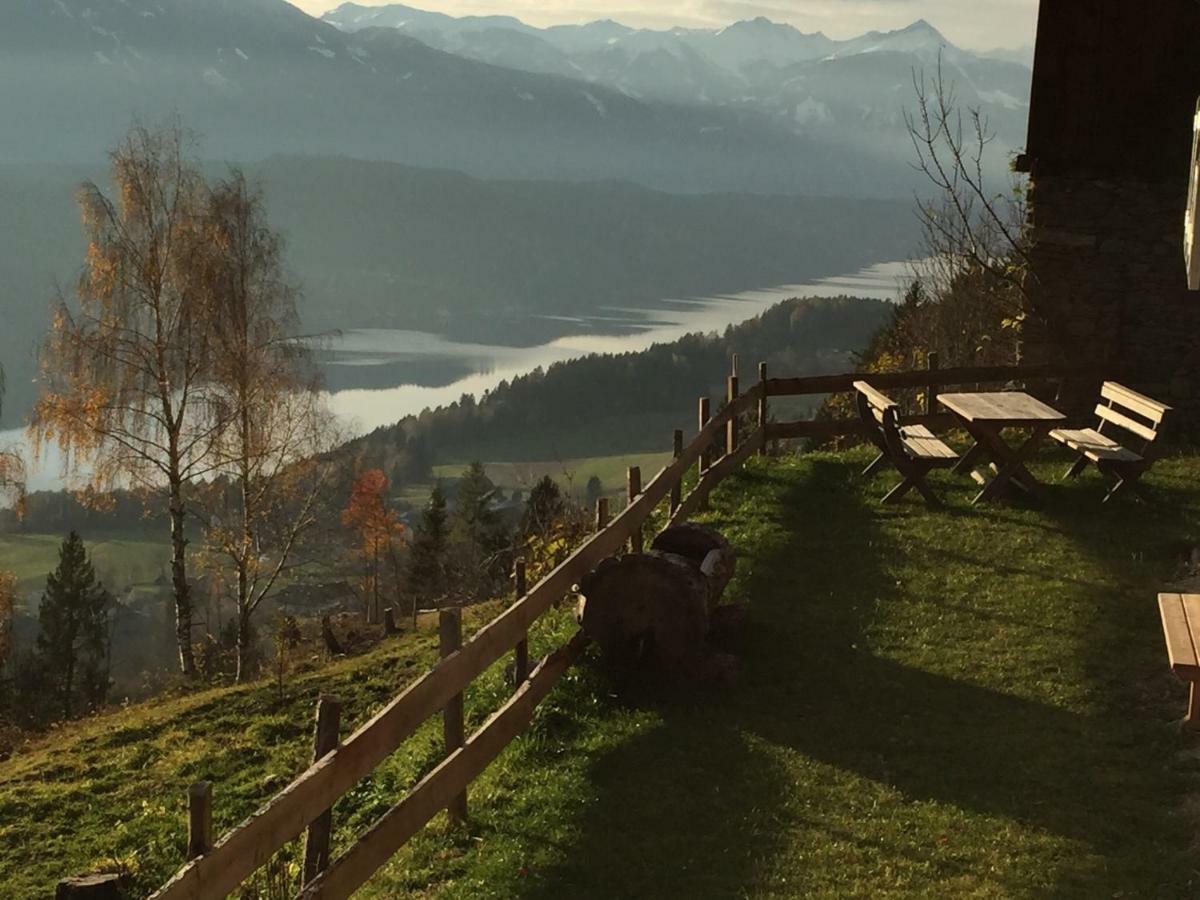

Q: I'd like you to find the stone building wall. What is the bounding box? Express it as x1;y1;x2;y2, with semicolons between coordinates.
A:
1018;0;1200;428
1020;174;1200;420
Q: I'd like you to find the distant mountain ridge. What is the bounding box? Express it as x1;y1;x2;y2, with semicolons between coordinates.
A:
0;0;910;199
1;0;1027;199
322;4;1032;147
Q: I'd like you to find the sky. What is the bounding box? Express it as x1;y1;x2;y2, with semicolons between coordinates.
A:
290;0;1040;51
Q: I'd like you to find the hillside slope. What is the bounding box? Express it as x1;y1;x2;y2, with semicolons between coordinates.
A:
5;450;1200;897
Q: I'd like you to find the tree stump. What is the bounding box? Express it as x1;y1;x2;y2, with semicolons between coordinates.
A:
577;552;710;672
578;524;741;681
650;523;737;612
56;874;125;899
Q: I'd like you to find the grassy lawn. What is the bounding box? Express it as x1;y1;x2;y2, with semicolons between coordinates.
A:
0;532;169;597
364;448;1200;898
5;449;1200;897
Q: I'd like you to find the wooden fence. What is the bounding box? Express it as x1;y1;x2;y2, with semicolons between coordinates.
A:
144;357;1093;900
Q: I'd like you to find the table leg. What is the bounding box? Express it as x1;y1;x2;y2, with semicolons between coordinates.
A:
972;426;1049;505
953;439;987;476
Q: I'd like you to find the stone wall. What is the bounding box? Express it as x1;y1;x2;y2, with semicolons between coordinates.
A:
1020;174;1200;427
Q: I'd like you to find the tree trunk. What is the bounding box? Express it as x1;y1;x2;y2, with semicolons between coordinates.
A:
168;483;196;677
235;609;252;683
63;655;75;720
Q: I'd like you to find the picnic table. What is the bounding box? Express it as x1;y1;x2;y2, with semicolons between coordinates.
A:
938;391;1067;505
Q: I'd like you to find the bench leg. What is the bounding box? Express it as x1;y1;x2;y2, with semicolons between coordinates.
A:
882;465;940;508
1187;683;1200;730
862;452;888;478
882;477;915;504
1100;463;1147;504
1062;455;1088;481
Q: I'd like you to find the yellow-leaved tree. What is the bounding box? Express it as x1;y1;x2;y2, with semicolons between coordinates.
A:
33;124;219;677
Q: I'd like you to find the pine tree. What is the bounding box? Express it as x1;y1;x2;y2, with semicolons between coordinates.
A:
408;484;448;617
450;462;509;595
521;475;565;540
36;532;113;719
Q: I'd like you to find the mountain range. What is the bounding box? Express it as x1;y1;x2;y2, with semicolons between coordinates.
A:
1;0;1029;197
322;4;1032;150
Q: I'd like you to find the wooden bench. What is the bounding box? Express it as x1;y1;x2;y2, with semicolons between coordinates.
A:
1158;593;1200;726
854;380;957;507
1049;381;1170;502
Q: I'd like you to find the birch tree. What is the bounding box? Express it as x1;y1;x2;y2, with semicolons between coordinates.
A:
33;124;219;676
200;171;335;682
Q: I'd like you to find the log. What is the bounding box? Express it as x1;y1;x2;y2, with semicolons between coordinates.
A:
56;874;125;899
577;553;710;671
650;523;736;612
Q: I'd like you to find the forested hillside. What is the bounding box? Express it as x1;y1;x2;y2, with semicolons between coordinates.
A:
340;294;892;478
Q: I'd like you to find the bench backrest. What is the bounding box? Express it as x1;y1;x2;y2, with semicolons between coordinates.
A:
853;380;908;461
1095;381;1170;453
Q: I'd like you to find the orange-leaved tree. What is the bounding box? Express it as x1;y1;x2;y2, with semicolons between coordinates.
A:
342;469;405;625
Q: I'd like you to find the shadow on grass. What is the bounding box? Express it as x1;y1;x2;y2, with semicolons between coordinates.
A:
514;456;1192;898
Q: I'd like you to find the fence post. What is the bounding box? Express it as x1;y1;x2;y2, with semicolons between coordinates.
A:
439;607;468;826
187;782;213;861
595;496;610;532
670;429;684;515
513;559;529;685
698;397;712;476
627;466;643;553
758;361;768;456
303;695;343;885
926;351;940;416
726;374;740;456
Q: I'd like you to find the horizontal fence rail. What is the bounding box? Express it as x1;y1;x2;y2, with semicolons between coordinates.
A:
147;358;1092;900
150;388;761;900
764;362;1100;399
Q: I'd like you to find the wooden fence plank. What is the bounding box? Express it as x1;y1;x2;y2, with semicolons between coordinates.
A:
766;363;1100;398
669;428;764;527
296;633;590;900
150;391;758;900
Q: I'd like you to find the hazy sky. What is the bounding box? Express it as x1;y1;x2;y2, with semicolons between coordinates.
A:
290;0;1040;50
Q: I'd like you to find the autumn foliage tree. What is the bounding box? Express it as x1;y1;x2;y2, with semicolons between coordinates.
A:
342;469;405;625
200;170;335;682
33;124;217;676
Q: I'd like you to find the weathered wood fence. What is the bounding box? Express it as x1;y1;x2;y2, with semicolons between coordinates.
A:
145;356;1093;900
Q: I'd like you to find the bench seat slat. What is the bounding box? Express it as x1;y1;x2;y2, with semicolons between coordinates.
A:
1160;593;1200;679
1049;427;1142;463
900;427;958;460
1101;381;1170;423
1095;404;1159;443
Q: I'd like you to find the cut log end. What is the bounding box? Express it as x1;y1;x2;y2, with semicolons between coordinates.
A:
577;552;709;670
56;874;125;900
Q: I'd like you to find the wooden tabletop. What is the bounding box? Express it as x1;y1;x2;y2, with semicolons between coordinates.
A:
938;391;1067;427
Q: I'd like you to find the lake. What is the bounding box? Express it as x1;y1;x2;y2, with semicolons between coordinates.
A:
6;259;911;491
